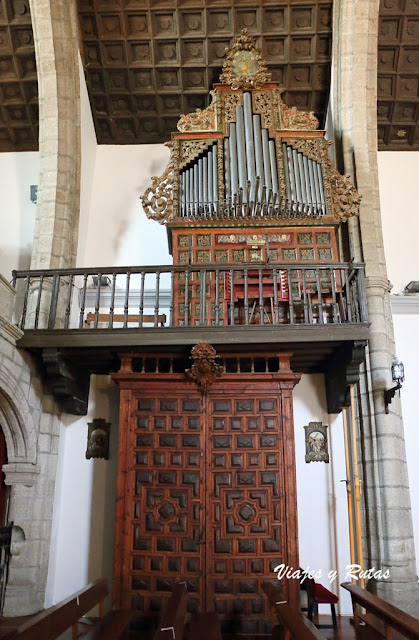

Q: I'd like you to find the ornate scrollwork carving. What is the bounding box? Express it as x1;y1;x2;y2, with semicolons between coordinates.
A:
253;91;274;130
177;90;217;132
219;29;272;90
221;92;243;125
179;140;215;169
329;168;362;221
278;91;319;131
286;138;322;162
140;142;173;223
186;342;223;394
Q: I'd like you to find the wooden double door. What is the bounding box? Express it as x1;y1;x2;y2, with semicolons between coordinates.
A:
113;373;299;634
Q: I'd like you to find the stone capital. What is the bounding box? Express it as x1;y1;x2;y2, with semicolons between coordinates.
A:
365;275;391;293
0;317;23;346
0;274;16;322
3;463;40;487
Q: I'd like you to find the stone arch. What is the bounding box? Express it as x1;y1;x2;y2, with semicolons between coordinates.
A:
0;369;39;486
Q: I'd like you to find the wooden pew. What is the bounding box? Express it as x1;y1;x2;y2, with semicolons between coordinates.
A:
84;312;166;327
153;582;188;640
263;582;327;640
188;612;222;640
342;582;419;640
2;578;135;640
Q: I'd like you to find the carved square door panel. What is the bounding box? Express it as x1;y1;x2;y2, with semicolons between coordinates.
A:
113;377;299;633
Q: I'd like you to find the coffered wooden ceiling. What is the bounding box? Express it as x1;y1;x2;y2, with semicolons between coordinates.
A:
0;0;38;151
78;1;333;144
377;0;419;150
0;0;417;151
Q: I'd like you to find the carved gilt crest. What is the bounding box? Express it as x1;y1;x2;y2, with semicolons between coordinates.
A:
177;90;217;132
140;142;173;223
329;168;362;221
219;29;272;90
278;91;319;131
186;342;223;393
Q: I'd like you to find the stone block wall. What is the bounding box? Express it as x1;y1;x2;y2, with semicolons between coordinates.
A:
0;274;62;615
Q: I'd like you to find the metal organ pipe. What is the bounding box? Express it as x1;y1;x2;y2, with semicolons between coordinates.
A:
198;158;203;210
297;152;307;205
308;157;317;205
229;123;239;197
207;149;213;209
224;138;231;200
212;144;218;206
203;156;208;208
235;105;247;198
269;140;279;199
193;163;198;213
261;129;272;192
292;149;302;204
253;114;265;198
317;163;326;214
282;143;291;202
302;155;312;205
243;93;256;201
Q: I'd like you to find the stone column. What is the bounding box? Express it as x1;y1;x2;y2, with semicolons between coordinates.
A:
331;0;419;615
29;0;81;270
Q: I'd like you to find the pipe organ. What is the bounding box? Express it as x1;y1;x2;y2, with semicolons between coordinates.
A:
141;29;360;328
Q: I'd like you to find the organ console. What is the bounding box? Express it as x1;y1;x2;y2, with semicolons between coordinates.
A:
141;29;362;326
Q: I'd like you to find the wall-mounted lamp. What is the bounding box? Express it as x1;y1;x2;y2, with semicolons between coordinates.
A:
30;185;38;204
92;275;111;287
384;357;405;414
404;281;419;294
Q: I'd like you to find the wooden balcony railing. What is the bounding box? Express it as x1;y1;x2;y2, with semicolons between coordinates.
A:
12;262;368;331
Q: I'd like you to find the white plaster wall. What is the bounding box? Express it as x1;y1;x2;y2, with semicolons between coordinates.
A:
82;144;170;268
46;375;119;608
377;151;419;294
379;150;419;579
77;55;97;268
0;152;38;279
293;374;352;615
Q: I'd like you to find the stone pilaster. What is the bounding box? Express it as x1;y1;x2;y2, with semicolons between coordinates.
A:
29;0;81;270
332;0;419;615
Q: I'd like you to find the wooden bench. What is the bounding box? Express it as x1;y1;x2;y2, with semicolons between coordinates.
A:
2;578;136;640
342;582;419;640
263;582;327;640
84;312;166;327
153;582;188;640
188;612;222;640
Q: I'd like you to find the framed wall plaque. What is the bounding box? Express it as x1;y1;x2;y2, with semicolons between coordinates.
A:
304;421;329;463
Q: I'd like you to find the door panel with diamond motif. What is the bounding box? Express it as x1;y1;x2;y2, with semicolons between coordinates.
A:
113;378;298;632
205;385;288;635
114;385;205;617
